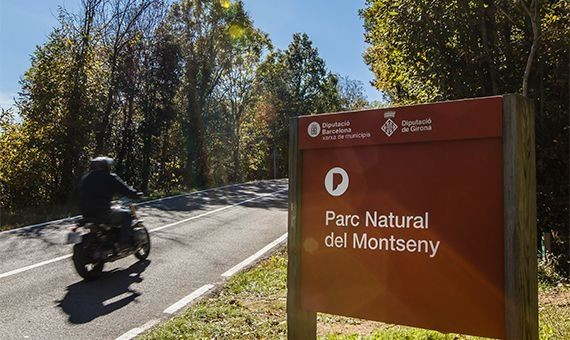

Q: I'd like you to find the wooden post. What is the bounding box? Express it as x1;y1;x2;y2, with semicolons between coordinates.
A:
287;117;317;339
503;94;538;340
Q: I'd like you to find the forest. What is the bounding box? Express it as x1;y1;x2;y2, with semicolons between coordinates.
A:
0;0;370;219
0;0;568;273
360;0;568;274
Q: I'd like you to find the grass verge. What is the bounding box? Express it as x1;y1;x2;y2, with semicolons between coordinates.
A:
141;249;570;340
141;249;288;339
0;203;79;232
0;187;192;232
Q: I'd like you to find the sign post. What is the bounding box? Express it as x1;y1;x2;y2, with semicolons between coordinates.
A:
287;94;537;339
287;120;317;339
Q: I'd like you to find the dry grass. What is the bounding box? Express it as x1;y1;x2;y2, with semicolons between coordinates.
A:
141;249;570;340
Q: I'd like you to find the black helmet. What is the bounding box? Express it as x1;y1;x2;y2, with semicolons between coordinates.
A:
90;156;113;172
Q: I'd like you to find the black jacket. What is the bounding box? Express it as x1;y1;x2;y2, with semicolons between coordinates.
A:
79;171;139;217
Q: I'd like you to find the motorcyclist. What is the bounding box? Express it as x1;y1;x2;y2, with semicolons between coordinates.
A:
79;157;142;250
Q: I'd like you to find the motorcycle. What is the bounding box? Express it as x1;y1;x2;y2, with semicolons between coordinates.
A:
67;199;151;280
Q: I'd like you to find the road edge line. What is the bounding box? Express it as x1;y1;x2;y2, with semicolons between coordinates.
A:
221;232;288;278
0;189;285;281
0;254;72;280
115;319;160;340
0;179;286;236
163;284;215;315
119;232;288;338
149;189;286;233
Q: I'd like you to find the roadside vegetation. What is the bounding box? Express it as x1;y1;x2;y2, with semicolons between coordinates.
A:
0;0;371;232
141;249;570;340
0;1;567;271
0;186;191;231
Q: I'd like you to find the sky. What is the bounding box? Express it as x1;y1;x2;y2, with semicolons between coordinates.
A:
0;0;384;112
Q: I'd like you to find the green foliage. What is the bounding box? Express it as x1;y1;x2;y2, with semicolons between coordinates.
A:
538;253;568;287
257;32;343;177
538;284;570;340
338;75;371;110
361;0;570;274
0;123;53;210
140;252;288;340
0;0;356;228
207;19;271;183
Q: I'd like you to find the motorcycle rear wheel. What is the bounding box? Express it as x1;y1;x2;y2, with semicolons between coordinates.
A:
72;243;104;280
134;226;151;260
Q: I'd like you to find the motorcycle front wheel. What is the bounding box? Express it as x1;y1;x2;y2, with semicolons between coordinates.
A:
72;243;104;280
134;225;151;261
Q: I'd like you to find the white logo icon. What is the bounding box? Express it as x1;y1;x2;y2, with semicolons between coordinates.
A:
324;167;349;197
381;119;398;136
307;122;320;137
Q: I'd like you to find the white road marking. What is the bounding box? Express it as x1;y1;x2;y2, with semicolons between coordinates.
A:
0;185;236;236
115;319;160;340
0;179;284;236
106;231;287;338
0;216;80;236
136;182;246;206
221;233;288;278
0;188;286;280
0;254;72;280
163;284;215;314
149;189;286;233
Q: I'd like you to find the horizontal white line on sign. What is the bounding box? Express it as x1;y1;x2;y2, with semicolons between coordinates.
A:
163;284;215;314
221;233;288;278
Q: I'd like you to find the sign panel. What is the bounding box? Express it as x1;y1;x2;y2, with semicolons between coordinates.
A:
297;97;505;338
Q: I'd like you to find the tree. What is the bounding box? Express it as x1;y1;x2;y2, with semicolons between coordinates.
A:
138;25;182;192
337;75;370;110
94;0;158;154
168;0;255;187
214;27;271;182
16;0;104;204
0;0;355;231
258;33;342;177
361;0;569;273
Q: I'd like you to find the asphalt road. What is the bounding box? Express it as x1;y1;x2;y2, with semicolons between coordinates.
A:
0;179;288;340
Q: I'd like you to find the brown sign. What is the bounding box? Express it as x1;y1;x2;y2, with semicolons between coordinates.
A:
297;97;505;338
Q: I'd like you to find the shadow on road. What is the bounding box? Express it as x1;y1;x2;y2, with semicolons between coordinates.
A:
142;180;288;213
56;260;150;324
4;181;288;241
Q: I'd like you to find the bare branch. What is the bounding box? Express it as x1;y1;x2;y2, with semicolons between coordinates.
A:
520;0;541;97
496;5;524;30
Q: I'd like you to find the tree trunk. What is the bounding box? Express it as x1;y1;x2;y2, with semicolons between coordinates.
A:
233;129;240;182
478;1;499;95
95;56;119;155
185;78;208;188
115;92;135;180
59;0;98;202
141;136;152;193
521;0;540;97
523;33;538;97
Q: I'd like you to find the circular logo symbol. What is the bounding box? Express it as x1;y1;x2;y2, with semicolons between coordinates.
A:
324;167;349;197
307;122;321;138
